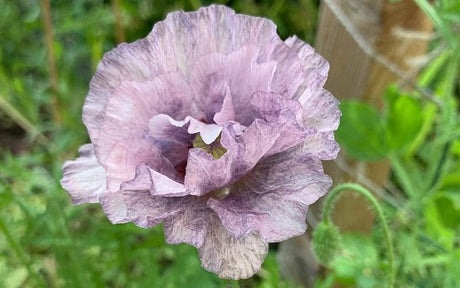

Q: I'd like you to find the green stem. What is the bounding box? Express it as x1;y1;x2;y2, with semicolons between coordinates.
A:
0;217;47;288
322;183;395;288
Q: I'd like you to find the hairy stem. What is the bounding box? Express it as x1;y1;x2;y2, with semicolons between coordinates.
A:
322;183;394;288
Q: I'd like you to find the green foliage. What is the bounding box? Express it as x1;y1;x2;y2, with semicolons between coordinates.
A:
1;0;459;287
0;0;319;287
336;86;423;161
319;0;460;287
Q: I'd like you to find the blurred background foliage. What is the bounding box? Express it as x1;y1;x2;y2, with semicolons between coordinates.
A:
0;0;458;287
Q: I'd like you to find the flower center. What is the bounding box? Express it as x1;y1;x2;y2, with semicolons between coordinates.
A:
192;133;227;159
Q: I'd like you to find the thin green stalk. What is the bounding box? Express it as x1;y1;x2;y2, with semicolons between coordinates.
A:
414;0;456;48
41;0;61;124
111;0;126;43
0;94;39;136
0;217;47;288
0;94;49;145
322;183;395;288
388;155;416;198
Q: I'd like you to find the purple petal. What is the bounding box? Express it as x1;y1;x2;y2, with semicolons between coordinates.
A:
83;39;162;147
189;46;277;125
301;89;341;132
208;153;332;242
163;197;211;248
148;114;193;169
213;84;235;124
184;148;234;196
285;132;340;161
249;91;309;155
95;73;190;190
284;36;329;99
99;190;181;228
184;120;277;196
61;144;106;205
198;215;268;280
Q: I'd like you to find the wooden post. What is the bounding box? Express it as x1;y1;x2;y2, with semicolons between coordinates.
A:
277;0;433;285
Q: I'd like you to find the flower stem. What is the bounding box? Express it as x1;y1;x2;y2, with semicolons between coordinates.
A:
322;183;394;288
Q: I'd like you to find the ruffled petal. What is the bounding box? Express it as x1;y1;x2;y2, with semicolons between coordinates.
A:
189;46;277;125
184;148;234;196
213;84;235;124
149;5;279;76
120;165;187;197
284;36;329;99
148;114;193;168
284;132;340;161
61;144;106;205
301;89;341;132
184;120;277;196
198;215;268;280
83;38;162;146
96;73;190;190
163;197;210;248
208;153;332;242
249;92;309;155
84;5;279;143
99;190;181;228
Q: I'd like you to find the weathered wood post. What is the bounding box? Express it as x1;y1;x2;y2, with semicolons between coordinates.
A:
278;0;433;285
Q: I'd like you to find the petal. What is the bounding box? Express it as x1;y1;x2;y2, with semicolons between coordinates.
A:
189;45;277;124
83;38;163;146
96;73;190;190
213;84;234;124
99;190;181;228
198;215;268;280
285;132;340;161
187;118;222;144
285;36;329;79
284;36;329;100
61;144;106;205
163;197;210;248
120;165;187;197
148;114;193;168
184;148;234;196
208;154;332;242
249;92;309;155
150;5;279;76
267;42;306;99
301;89;342;132
184;120;277;196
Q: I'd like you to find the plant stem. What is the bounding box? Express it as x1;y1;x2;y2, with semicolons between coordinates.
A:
111;0;126;43
40;0;61;124
322;183;395;288
0;217;47;288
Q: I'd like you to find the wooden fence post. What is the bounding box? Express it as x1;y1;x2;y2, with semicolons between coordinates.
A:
278;0;433;285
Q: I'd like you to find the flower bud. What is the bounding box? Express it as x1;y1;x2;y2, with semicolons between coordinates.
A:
312;221;341;266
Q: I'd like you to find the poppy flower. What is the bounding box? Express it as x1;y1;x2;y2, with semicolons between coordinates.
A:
61;5;340;279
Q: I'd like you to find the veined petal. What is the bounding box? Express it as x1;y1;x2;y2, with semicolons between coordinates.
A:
96;73;190;190
208;154;332;242
99;190;181;228
163;197;211;248
61;144;106;205
198;215;268;280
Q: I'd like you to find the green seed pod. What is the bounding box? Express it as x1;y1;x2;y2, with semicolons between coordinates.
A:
312;221;341;266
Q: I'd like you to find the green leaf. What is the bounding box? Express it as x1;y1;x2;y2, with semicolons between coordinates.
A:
384;86;423;151
336;101;386;161
330;234;379;287
424;195;456;250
